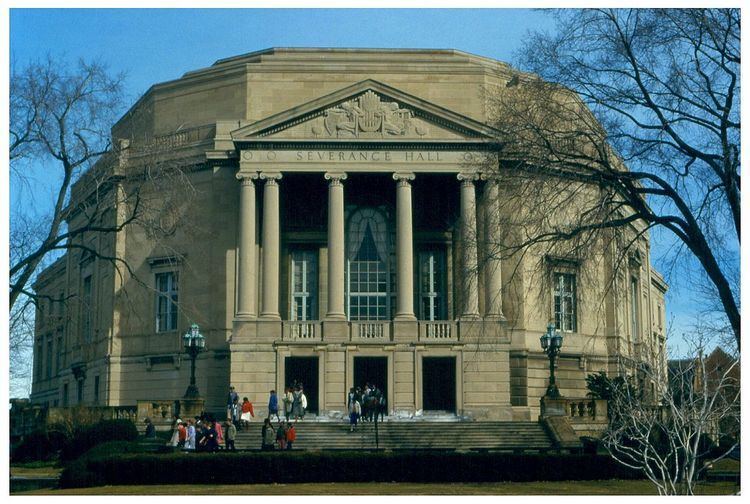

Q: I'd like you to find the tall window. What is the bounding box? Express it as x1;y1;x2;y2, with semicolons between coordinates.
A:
81;275;93;342
418;249;446;320
35;340;43;382
46;338;53;379
56;333;64;372
291;250;318;321
77;379;84;404
347;208;393;321
94;375;100;405
630;276;640;342
553;272;577;332
62;383;69;407
155;272;179;332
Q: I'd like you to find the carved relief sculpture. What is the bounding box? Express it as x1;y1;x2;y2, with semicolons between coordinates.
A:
320;91;426;138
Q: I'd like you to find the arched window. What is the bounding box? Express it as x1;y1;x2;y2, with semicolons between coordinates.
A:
346;208;394;320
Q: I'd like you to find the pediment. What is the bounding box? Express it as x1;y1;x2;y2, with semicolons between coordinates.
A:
232;80;499;143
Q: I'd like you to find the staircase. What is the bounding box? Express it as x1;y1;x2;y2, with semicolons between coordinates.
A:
233;421;554;452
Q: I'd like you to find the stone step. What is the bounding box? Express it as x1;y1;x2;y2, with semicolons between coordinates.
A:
231;421;554;451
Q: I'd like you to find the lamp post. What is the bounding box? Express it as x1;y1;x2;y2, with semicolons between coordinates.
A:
183;323;206;399
540;322;564;398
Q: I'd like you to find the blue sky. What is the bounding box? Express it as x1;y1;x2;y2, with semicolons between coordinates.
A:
9;8;712;364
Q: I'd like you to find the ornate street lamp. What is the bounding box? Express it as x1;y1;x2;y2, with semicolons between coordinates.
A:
182;323;206;399
540;322;564;398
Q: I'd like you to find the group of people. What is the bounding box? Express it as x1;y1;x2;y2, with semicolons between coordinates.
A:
159;413;238;452
261;418;297;450
226;386;257;431
347;382;386;431
268;382;308;422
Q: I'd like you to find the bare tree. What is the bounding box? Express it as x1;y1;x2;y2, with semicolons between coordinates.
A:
600;338;739;495
487;8;740;349
9;56;202;395
10;56;127;310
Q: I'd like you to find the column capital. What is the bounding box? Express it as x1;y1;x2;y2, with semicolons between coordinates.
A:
324;172;348;186
457;172;480;184
259;172;283;184
235;172;259;185
393;172;416;185
479;172;500;182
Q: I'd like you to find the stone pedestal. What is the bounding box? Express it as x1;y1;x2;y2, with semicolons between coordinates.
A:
179;398;206;420
539;395;568;419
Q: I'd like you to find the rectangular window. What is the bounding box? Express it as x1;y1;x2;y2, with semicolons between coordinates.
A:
62;383;69;407
56;334;64;372
418;249;446;320
553;272;577;332
630;277;639;342
81;275;93;342
35;341;43;382
77;380;84;404
290;250;318;321
155;272;179;332
46;338;53;379
94;376;100;405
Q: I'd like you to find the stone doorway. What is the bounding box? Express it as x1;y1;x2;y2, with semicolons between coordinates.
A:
422;356;456;413
353;356;388;399
284;356;319;414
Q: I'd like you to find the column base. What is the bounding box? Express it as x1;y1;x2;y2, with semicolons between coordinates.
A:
483;314;507;321
393;313;417;322
258;314;281;321
324;313;347;321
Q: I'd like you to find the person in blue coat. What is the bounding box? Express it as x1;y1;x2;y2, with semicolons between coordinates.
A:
268;389;281;422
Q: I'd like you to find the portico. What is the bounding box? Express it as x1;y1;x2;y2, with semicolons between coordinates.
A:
226;81;511;418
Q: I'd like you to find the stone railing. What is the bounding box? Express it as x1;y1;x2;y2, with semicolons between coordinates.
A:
418;321;457;341
351;322;391;342
136;400;177;425
129;124;216;155
113;405;138;422
282;321;321;342
566;398;608;424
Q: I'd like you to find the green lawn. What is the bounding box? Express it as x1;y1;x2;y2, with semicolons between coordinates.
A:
14;480;738;495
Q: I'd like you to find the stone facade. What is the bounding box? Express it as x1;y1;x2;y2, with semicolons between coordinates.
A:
30;48;667;421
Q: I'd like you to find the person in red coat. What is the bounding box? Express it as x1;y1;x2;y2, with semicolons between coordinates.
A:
240;397;255;430
285;422;296;450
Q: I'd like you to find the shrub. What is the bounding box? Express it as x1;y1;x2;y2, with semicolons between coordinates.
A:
11;429;68;462
60;419;139;462
59;451;643;488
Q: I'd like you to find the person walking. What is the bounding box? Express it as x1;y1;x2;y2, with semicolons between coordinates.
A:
177;421;187;448
261;418;275;451
268;390;281;422
349;396;361;432
276;422;287;450
285;422;296;450
240;397;255;430
144;418;156;438
227;386;239;420
204;421;219;452
291;387;303;421
283;387;293;421
186;419;196;450
215;417;224;448
225;420;237;451
169;415;182;446
300;387;308;419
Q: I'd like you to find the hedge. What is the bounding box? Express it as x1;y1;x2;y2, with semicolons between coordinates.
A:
60;419;139;462
11;430;69;462
59;451;642;488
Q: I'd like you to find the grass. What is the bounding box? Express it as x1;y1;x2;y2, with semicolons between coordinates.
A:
13;480;738;495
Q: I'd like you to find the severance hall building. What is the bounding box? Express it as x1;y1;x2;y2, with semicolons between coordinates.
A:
30;48;667;420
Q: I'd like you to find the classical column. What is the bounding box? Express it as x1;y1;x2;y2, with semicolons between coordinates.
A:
235;173;257;318
325;172;347;320
260;172;282;320
458;173;480;319
394;172;416;321
483;178;505;319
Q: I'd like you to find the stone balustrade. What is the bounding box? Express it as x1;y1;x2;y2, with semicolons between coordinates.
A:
419;321;456;341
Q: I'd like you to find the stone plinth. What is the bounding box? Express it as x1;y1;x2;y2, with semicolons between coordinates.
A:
179;398;206;420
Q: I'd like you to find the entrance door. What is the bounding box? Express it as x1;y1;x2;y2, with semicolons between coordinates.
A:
353;356;388;398
422;357;456;412
284;356;319;414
